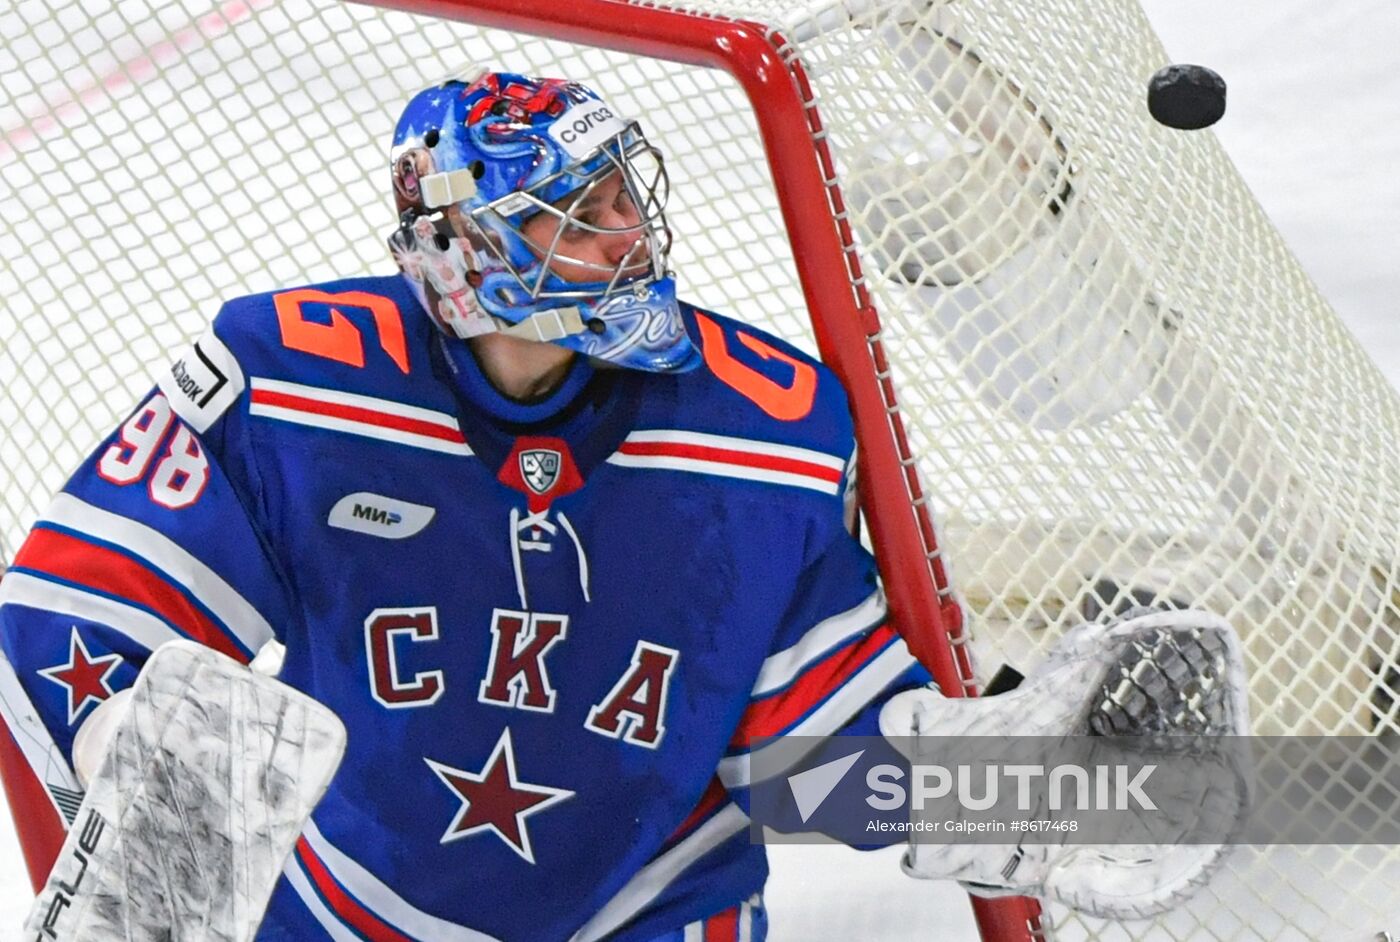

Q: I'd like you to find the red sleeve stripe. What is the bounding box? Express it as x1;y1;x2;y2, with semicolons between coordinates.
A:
606;429;845;495
249;377;470;456
718;642;917;790
751;590;886;697
703;904;740;942
40;495;273;653
616;441;842;485
251;389;464;444
292;838;418;942
678;900;762;942
729;622;899;748
289;821;502;942
13;528;248;663
663;775;731;850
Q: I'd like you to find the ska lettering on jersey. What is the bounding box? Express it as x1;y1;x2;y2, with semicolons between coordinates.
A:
364;603;679;751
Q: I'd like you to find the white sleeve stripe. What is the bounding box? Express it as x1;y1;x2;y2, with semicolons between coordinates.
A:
0;647;82;820
301;819;501;941
0;571;182;653
718;641;919;789
283;858;370;942
251;377;462;427
751;589;887;697
605;453;840;495
571;804;749;942
249;402;472;456
622;429;846;471
681;896;757;942
43;493;276;652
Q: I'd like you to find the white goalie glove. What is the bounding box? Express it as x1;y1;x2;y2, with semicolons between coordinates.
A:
879;608;1251;920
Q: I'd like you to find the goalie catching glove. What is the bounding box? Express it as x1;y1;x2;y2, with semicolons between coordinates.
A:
879;608;1250;919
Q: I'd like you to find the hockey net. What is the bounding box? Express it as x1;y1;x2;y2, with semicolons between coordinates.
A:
2;0;1398;939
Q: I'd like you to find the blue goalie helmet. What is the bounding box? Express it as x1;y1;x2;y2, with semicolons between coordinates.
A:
387;70;700;373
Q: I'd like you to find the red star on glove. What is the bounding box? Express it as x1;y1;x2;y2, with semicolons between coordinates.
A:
424;728;573;864
38;628;123;725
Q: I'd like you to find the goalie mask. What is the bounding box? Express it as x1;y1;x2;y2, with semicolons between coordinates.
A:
387;70;699;373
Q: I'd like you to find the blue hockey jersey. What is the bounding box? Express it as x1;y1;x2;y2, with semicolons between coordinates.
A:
0;275;926;941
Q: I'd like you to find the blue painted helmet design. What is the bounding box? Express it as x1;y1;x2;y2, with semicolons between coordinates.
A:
387;70;699;373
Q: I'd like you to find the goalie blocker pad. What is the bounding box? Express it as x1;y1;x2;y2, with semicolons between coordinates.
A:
25;641;346;941
879;608;1251;920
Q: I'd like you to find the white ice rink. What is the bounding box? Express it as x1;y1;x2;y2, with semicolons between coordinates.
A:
2;0;1398;937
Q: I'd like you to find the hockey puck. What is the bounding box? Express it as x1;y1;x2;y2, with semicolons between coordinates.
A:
982;664;1025;696
1147;64;1226;130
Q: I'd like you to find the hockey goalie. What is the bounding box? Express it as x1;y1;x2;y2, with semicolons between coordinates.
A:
1;67;1248;941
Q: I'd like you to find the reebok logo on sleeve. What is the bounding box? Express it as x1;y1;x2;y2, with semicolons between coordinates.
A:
158;327;244;432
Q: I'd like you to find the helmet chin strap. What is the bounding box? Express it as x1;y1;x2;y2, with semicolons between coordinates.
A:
495;305;588;342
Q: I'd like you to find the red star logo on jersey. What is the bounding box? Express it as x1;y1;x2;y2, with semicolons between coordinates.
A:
38;628;123;725
424;728;573;864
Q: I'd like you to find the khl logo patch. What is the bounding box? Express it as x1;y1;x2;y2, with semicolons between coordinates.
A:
520;449;562;495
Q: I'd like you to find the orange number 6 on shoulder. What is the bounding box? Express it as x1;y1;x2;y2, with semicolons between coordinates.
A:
273;289;411;374
695;313;816;421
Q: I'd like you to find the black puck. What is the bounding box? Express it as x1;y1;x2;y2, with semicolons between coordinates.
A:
982;664;1025;697
1148;64;1227;130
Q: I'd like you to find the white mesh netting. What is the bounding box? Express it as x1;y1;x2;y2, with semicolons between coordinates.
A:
2;0;1397;939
